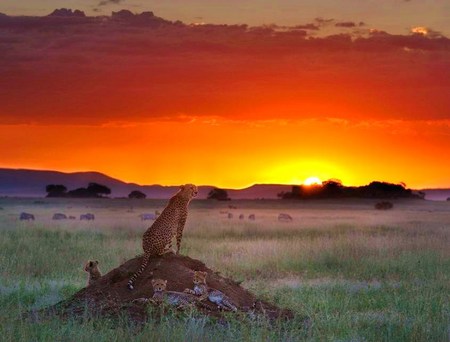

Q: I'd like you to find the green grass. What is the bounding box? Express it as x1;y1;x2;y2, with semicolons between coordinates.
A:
0;198;449;341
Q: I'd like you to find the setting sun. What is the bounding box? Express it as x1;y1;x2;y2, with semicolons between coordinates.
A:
303;177;322;186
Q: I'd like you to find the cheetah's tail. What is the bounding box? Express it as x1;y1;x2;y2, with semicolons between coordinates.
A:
127;254;150;290
223;297;238;312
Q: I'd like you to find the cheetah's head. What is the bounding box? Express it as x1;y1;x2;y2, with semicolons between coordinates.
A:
84;260;99;272
151;279;167;292
179;184;198;199
193;271;207;285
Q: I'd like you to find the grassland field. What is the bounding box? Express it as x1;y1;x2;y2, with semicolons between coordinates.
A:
0;197;449;341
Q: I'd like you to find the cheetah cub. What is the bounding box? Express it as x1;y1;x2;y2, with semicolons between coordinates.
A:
149;279;198;309
184;271;238;312
127;184;198;290
84;260;101;286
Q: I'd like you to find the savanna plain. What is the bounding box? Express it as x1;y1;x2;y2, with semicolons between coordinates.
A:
0;197;448;341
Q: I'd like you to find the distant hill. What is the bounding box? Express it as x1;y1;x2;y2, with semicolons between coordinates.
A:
0;168;288;199
420;189;450;201
0;168;447;200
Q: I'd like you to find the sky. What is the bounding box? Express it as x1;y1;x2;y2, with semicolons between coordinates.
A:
0;2;449;189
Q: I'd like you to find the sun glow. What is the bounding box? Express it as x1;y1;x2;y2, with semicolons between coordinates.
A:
303;177;322;186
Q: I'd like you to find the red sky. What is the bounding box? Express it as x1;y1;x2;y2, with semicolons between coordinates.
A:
0;10;449;188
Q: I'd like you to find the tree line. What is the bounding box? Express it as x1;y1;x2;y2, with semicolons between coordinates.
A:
277;180;424;200
46;184;147;199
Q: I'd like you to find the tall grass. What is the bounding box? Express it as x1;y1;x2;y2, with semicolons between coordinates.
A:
0;198;449;341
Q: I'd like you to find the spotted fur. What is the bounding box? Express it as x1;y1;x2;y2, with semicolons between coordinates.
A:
127;184;198;290
84;260;101;286
151;279;198;308
184;271;238;312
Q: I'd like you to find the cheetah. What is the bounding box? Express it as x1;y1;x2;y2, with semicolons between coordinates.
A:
184;271;238;312
127;184;198;290
84;260;101;286
150;279;198;308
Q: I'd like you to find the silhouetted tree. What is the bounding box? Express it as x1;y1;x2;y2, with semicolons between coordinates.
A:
128;190;146;199
68;187;92;198
207;188;230;201
87;183;111;197
278;180;418;200
46;184;67;197
321;179;343;197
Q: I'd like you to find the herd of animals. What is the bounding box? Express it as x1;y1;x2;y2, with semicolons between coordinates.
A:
19;212;95;221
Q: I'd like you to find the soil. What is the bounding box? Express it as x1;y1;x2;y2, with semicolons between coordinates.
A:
29;253;294;324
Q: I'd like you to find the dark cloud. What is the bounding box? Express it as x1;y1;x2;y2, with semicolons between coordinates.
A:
98;0;125;6
335;21;357;28
0;12;448;125
293;23;320;30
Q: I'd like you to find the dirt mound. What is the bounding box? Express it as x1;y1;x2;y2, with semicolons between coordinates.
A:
30;253;294;324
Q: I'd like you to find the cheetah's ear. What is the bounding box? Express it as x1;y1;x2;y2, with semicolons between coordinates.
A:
163;280;167;286
200;271;207;277
95;260;99;265
151;279;157;286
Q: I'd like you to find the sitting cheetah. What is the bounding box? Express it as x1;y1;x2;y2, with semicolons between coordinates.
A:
127;184;198;290
135;279;198;309
84;260;101;286
184;271;238;312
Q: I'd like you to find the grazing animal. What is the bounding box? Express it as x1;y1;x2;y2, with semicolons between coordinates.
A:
278;213;293;222
248;214;256;220
140;213;156;221
68;216;76;220
239;214;244;220
184;271;238;312
149;279;198;308
20;212;35;221
84;260;102;286
127;184;198;290
227;213;233;219
80;213;95;220
52;213;67;220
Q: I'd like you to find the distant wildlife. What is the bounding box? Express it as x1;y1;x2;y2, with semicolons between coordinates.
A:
227;213;233;219
52;213;67;220
84;260;102;286
127;184;198;290
248;214;256;220
278;213;293;222
228;205;238;209
80;213;95;220
239;214;244;220
20;212;35;221
375;201;394;210
139;213;156;221
68;216;76;220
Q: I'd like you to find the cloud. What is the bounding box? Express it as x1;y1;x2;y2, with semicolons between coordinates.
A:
292;23;320;30
410;26;445;38
98;0;125;6
335;21;357;28
0;12;449;125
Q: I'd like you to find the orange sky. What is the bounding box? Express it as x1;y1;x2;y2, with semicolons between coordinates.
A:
1;13;449;189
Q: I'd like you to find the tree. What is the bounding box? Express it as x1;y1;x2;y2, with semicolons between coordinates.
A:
128;190;146;199
87;182;111;197
207;188;230;201
45;184;67;197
